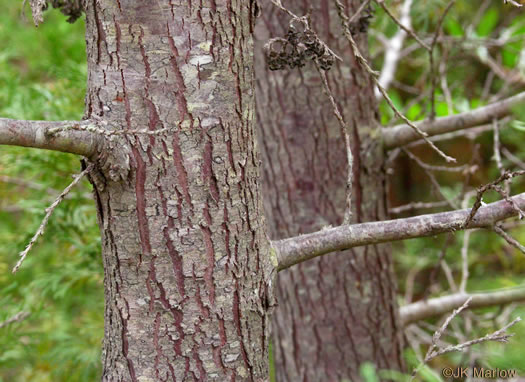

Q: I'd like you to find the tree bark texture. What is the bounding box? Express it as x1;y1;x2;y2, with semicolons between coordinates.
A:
255;1;404;380
83;1;274;380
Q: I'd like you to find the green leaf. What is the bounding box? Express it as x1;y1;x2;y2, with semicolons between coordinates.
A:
407;103;423;120
477;8;499;37
360;363;380;382
445;17;464;36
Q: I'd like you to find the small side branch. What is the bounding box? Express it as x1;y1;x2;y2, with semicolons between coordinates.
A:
12;163;94;273
375;0;416;98
411;296;521;379
334;0;455;162
401;287;525;326
383;92;525;149
273;193;525;270
0;311;30;329
0;118;99;157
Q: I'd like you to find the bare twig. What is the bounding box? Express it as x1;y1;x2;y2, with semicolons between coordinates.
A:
389;200;450;214
274;192;525;270
347;0;372;25
374;0;422;98
493;224;525;255
460;231;471;293
428;0;456;120
493;119;512;197
426;317;520;359
334;0;456;163
403;148;474;172
464;171;525;228
402;148;459;209
439;53;454;112
12;163;94;273
375;0;429;50
315;64;354;223
411;296;521;379
441;259;458;293
0;311;30;329
411;297;473;379
383;92;525;148
502;147;525;170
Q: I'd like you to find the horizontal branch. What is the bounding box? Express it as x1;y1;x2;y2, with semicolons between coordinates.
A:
273;193;525;271
0;118;99;157
383;92;525;149
401;287;525;326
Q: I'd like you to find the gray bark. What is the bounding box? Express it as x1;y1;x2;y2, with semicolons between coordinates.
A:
255;1;404;380
82;1;274;380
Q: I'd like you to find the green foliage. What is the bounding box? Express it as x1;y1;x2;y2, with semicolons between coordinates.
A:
476;8;500;37
371;0;525;376
0;2;102;381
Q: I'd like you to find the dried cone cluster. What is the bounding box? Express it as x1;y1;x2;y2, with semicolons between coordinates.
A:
265;22;336;71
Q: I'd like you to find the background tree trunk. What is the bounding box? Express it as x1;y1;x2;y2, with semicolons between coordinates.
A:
83;1;274;380
255;1;404;380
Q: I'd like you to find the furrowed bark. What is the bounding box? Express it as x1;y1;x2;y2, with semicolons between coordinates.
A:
83;1;274;380
400;287;525;326
256;1;404;380
0;118;98;157
274;193;525;270
383;91;525;149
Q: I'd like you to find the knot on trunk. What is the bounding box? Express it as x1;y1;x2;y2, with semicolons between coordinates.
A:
94;136;132;184
29;0;84;25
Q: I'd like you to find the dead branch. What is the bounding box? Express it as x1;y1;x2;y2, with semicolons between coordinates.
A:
273;192;525;270
383;92;525;148
0;118;99;157
0;311;30;329
401;287;525;326
12;163;94;273
411;296;521;379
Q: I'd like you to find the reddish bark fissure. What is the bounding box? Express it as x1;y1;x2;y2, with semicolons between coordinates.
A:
83;1;273;380
255;1;404;380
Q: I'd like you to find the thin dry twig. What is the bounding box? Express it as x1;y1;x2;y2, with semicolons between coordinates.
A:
428;317;521;360
411;296;521;379
428;1;456;120
334;0;456;163
421;233;455;300
315;63;354;223
411;297;473;379
389;200;450;214
403;149;472;173
460;231;471;293
493;224;525;255
347;0;372;25
502;147;525;170
12;163;94;273
0;311;30;329
402;148;459;209
375;0;430;51
464;170;525;228
493;119;511;194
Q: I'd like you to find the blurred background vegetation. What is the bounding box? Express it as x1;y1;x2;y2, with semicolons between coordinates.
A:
0;0;524;381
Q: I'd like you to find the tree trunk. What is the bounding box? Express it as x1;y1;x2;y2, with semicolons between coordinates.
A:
255;2;404;380
83;1;274;380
